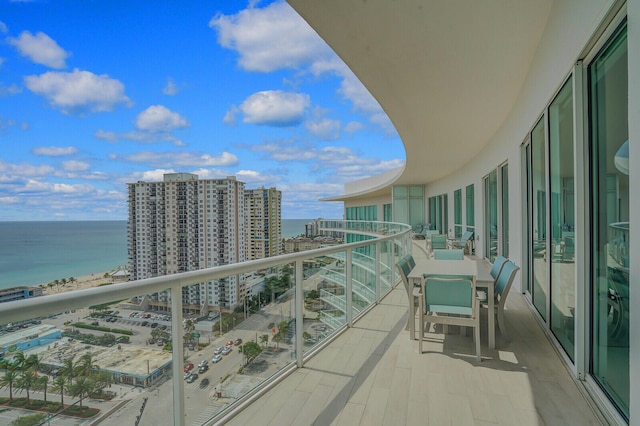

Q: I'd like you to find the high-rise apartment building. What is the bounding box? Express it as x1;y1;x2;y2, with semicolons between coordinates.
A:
244;187;282;260
128;173;246;313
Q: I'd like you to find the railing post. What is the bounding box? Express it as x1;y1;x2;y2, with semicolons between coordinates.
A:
295;259;304;367
375;241;381;302
346;249;353;327
171;288;185;426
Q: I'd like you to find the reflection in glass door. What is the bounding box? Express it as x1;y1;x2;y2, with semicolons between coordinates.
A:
589;22;629;419
530;117;547;320
484;170;498;262
549;77;575;361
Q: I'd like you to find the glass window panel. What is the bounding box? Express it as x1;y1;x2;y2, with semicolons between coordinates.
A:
501;164;509;257
484;170;498;262
589;23;629;419
466;184;475;229
454;189;462;237
549;77;575;361
531;116;547;319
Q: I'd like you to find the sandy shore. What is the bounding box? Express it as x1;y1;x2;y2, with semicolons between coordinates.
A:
38;268;120;295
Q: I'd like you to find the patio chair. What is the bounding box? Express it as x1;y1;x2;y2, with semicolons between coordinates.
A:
433;249;464;260
480;260;520;339
396;256;417;333
430;234;447;250
419;275;481;361
449;230;474;253
490;255;508;279
411;224;426;239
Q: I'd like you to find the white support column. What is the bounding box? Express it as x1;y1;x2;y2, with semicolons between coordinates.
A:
295;259;304;367
171;289;185;426
346;249;353;327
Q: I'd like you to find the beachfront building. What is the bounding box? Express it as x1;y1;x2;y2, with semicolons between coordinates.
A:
295;0;637;423
128;173;246;312
244;187;282;260
0;285;42;304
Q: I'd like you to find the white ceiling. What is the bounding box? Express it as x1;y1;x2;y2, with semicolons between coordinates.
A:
288;0;554;197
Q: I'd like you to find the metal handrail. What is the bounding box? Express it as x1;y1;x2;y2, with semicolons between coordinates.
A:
0;219;411;425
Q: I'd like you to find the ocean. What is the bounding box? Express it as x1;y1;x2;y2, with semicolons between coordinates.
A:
0;219;313;290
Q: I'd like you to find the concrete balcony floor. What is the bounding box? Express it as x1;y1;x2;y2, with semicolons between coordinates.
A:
228;244;603;425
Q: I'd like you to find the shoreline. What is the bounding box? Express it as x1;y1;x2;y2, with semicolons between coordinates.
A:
35;267;123;295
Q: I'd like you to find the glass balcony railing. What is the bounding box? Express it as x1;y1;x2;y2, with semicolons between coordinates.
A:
0;220;411;425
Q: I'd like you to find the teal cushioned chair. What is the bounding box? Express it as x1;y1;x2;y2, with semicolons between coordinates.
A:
419;275;481;361
490;255;508;279
433;249;464;260
430;234;447;250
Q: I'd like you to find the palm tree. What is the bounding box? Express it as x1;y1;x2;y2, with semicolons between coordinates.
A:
59;357;76;383
51;376;67;407
76;354;97;378
68;277;76;287
0;365;19;400
17;368;38;404
37;375;50;403
12;352;27;370
69;376;94;408
25;354;40;373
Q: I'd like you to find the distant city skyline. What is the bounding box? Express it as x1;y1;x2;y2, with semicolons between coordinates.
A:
0;0;404;221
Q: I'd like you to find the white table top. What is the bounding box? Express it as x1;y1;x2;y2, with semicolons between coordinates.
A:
408;258;493;284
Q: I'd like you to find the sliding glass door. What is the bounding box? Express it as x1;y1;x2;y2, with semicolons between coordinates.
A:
530;117;547;320
588;22;629;420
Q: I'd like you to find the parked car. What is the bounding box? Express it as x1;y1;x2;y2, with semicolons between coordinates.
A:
186;373;198;383
200;378;210;389
184;372;192;380
214;347;223;355
221;346;232;355
150;322;158;328
198;365;208;373
184;362;194;372
233;338;243;346
211;354;222;363
141;321;149;326
225;340;233;347
198;359;208;367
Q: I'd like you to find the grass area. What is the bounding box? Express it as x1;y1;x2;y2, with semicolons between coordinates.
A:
0;397;99;418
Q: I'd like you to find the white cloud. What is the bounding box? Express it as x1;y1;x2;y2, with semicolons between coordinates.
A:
162;78;179;95
251;140;403;182
32;146;78;156
0;21;7;33
305;111;341;140
8;31;69;69
62;160;90;172
210;1;333;73
0;83;22;97
136;105;189;132
0;196;19;204
211;2;395;134
24;69;131;114
94;129;119;142
237;90;310;126
344;121;365;135
22;179;94;194
223;105;239;126
123;151;238;168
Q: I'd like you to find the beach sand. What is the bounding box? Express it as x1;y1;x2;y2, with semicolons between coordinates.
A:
39;269;118;295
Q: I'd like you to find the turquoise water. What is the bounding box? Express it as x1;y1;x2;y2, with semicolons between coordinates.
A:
0;219;312;289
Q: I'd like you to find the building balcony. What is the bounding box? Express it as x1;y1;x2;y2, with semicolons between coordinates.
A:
0;221;601;425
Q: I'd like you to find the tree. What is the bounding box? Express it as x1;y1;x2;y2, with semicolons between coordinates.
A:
68;276;76;287
10;413;47;426
0;365;19;400
17;369;38;404
184;319;195;341
277;320;290;338
69;376;94;408
259;334;269;348
51;376;67;407
76;353;98;378
91;371;112;395
37;375;50;403
272;332;282;351
59;357;76;384
241;341;262;365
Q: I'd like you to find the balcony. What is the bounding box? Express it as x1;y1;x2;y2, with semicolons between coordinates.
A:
0;221;600;425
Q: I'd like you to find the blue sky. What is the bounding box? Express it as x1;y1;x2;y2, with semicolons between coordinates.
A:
0;0;404;220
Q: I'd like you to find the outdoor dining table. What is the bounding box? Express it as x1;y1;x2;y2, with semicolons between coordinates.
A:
408;258;496;349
